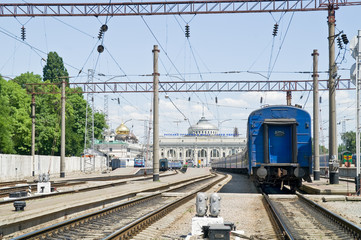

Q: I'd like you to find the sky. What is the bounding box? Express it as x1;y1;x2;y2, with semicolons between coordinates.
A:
0;1;360;148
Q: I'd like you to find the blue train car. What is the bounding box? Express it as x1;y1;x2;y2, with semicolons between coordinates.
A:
248;105;312;187
212;105;312;189
111;158;127;170
169;161;183;169
134;158;145;167
160;158;168;171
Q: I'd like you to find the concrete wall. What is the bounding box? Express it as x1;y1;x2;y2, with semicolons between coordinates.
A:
320;167;357;178
0;154;107;181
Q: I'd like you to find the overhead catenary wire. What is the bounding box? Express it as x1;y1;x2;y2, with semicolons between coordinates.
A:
140;15;185;81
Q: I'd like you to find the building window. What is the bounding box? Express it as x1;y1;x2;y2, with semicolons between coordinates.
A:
211;149;219;157
186;149;193;157
109;148;112;152
198;149;207;158
168;149;176;158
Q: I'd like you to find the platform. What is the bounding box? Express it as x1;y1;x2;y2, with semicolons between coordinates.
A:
0;168;210;239
301;177;358;195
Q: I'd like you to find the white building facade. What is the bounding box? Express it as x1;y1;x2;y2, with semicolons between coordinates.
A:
159;117;246;166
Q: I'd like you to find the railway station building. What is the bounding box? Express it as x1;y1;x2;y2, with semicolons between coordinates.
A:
159;117;246;166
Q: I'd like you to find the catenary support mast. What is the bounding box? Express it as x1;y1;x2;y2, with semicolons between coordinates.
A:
328;4;339;184
313;49;320;181
153;45;160;181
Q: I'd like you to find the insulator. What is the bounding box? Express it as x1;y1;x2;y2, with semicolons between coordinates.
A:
272;23;278;37
341;34;349;45
337;37;343;49
21;26;26;41
319;96;322;103
260;97;263;104
215;97;218;104
188;97;191;101
185;24;190;38
101;24;108;32
97;45;104;53
98;29;103;40
117;98;120;104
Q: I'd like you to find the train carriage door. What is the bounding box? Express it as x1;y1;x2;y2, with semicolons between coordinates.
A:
264;119;297;164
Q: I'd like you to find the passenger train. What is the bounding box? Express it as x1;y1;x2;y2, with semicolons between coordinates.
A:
212;105;313;189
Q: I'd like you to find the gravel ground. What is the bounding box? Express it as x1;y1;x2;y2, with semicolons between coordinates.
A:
306;195;361;227
155;194;277;240
134;174;277;240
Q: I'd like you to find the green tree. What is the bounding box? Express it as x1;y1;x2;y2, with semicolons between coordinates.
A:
339;131;356;154
0;77;15;153
43;52;69;84
41;52;106;156
0;53;107;157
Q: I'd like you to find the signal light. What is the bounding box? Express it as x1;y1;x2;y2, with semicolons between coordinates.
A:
21;26;26;41
272;23;278;37
185;24;190;38
341;34;349;45
337;37;343;49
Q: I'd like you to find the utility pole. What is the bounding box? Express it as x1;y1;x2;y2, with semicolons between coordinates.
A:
355;30;361;194
31;94;36;177
328;4;339;184
152;45;160;181
312;49;320;181
60;80;66;178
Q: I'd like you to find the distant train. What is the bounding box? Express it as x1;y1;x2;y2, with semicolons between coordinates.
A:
212;105;312;190
159;158;183;171
134;158;145;167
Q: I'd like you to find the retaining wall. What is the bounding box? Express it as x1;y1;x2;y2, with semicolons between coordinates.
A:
0;154;107;181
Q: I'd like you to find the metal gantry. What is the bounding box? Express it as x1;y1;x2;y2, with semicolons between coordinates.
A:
0;0;361;17
26;79;354;95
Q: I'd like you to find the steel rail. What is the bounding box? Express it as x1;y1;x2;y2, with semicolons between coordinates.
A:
11;173;220;239
297;193;361;239
103;173;226;240
0;172;176;205
262;193;294;240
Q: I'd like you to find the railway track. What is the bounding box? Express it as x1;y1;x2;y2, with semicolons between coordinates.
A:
264;193;361;239
0;172;176;204
12;173;225;239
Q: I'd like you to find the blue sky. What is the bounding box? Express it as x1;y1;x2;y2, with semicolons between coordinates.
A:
0;1;360;147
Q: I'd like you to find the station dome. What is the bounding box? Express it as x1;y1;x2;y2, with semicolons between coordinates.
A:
115;123;130;135
187;117;219;136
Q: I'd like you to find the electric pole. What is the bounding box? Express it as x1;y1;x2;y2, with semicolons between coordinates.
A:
313;49;320;181
60;80;66;178
328;4;339;184
153;45;160;181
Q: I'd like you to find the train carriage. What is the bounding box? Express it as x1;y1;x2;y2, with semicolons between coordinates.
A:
212;105;312;189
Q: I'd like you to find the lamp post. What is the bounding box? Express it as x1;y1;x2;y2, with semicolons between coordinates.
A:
218;119;232;133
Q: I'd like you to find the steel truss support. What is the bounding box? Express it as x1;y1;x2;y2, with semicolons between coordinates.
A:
0;1;360;17
26;79;354;95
